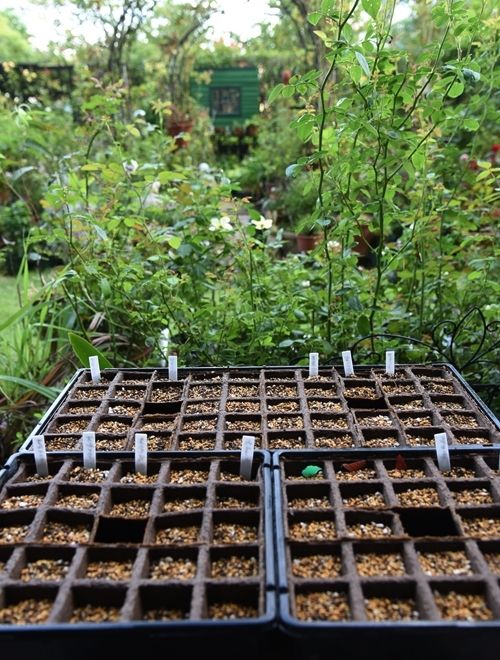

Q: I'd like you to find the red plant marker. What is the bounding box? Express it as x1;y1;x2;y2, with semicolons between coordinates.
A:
395;454;407;471
342;460;367;472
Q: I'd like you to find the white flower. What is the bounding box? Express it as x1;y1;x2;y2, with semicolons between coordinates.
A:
301;280;311;288
150;180;161;194
199;162;211;173
251;215;273;230
133;108;146;117
209;216;233;232
123;159;139;174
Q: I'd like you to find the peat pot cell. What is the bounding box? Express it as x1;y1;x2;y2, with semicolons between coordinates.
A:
389;396;426;411
361;429;400;448
430;395;471;412
190;371;224;381
154;513;203;545
177;434;216;451
421;381;456;395
116;460;162;485
212;511;259;545
0;546;13;573
185;400;220;414
263;370;296;381
288;512;337;542
340;482;387;510
81;370;115;384
314;431;354;449
146;547;198;580
415;542;473;576
453;429;493;446
120;372;151;385
307;398;343;413
67;464;112;483
432;584;494;621
266;398;301;414
81;547;136;581
268;432;306;450
267;414;304;431
70;386;108;401
286;483;332;510
412;367;449;379
189;384;222;399
225;399;260;414
17;546;75;582
0;586;57;625
106;488;153;518
356;412;394;429
0;483;48;511
181;416;217;433
344;512;397;539
334;460;377;481
64;402;100;416
384;457;428;480
394;484;442;507
44;435;81;451
39;512;93;544
302;370;336;383
405;427;446;447
353;543;406;577
65;586;125;623
54;485;101;511
95;435;128;451
215;485;259;509
111;386;146;401
149;385;184;403
448;482;494;506
94;517;147;544
12;460;65;484
343;380;379;400
265;384;297;398
440;458;479;480
290;544;343;579
399;508;459;537
227;384;260;399
138;415;179;433
303;384;338;397
310;413;349;430
141;433;173;451
397;412;434;428
443;412;481;429
478;541;500;574
283;461;327;481
363;583;420;621
49;416;92;434
294;585;351;622
203;584;260;620
0;511;35;544
225;415;261;433
162;486;206;513
459;512;500;539
223;433;262;450
136;585;191;621
381;381;417;395
217;460;260;482
106;402;141;417
209;547;259;578
168;462;211;485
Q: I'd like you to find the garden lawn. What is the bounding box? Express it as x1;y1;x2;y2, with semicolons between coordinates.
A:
0;274;20;322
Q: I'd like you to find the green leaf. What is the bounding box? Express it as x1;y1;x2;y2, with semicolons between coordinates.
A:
357;315;370;335
279;339;294;348
268;83;284;104
463;68;480;82
350;65;362;84
447;80;465;98
167;235;182;250
80;163;102;172
463;118;479;131
355;51;371;78
411;151;426;170
476;169;492;181
282;85;296;98
321;0;335;12
0;376;59;400
308;11;322;26
68;332;113;369
157;170;186;183
362;0;381;19
126;124;140;137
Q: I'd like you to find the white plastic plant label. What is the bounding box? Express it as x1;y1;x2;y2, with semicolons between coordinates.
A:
240;435;255;480
32;435;48;477
434;432;451;472
386;351;396;376
82;431;96;470
342;350;354;377
135;433;148;475
159;328;170;367
89;355;101;384
168;355;178;381
309;352;319;378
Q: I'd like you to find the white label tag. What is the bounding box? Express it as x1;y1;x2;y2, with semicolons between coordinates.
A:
159;328;169;367
240;435;255;480
386;350;395;376
342;350;354;377
434;433;451;471
309;352;319;378
32;435;48;477
168;355;178;381
89;355;101;384
82;431;96;470
135;433;148;475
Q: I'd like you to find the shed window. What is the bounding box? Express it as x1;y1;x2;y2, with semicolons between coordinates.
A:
210;87;241;116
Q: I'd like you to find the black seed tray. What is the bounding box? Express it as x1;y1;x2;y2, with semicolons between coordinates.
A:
18;364;499;453
273;448;500;659
0;451;276;658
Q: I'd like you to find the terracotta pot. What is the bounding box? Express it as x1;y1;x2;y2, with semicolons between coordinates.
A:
296;233;320;252
167;118;193;149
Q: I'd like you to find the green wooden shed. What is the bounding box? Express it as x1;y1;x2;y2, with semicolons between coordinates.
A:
190;66;260;128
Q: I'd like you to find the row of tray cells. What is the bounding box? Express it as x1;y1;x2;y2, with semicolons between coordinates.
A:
0;544;262;585
0;507;262;546
0;583;264;624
